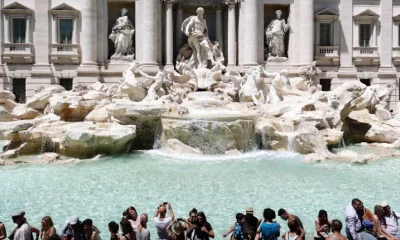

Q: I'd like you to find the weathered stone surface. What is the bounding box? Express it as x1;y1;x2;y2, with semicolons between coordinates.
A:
12;105;41;120
26;85;65;111
160;117;256;154
320;129;344;145
292;123;334;157
108;100;170;149
0;106;16;122
49;92;105;122
85;107;111;123
347;109;400;143
1;149;18;159
162;138;203;155
0;90;15;103
90;82;108;93
38;152;60;164
62;122;136;158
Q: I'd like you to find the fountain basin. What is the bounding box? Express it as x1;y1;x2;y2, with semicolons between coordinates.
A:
159;113;259;154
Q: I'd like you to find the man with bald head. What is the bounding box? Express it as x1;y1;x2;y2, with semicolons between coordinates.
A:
154;202;175;240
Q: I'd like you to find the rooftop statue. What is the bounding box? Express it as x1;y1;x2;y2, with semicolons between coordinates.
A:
109;8;135;59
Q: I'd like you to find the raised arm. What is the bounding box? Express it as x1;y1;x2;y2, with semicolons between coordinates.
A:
154;203;162;218
167;203;175;221
222;224;235;238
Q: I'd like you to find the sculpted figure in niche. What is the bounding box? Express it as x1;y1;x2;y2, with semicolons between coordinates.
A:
179;7;224;69
109;8;135;58
265;10;290;58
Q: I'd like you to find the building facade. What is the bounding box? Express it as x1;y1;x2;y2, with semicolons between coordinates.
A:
0;0;399;105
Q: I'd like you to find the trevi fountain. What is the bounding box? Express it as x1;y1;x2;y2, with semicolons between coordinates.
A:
1;5;400;240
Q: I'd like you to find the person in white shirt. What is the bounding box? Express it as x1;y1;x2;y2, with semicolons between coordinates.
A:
154;202;175;240
345;198;364;240
381;202;400;238
11;211;31;240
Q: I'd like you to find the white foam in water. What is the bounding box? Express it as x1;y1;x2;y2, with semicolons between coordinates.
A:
144;149;300;163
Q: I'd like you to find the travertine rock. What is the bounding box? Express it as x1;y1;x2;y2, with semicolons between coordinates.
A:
26;85;65;111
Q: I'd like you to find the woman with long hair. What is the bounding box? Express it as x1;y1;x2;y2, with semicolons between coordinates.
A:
167;220;190;240
356;208;377;240
120;218;136;240
123;206;141;231
373;206;398;240
314;210;330;240
185;208;198;240
193;212;214;240
40;216;56;240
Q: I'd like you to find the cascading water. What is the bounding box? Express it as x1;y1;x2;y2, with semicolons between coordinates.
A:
159;114;258;154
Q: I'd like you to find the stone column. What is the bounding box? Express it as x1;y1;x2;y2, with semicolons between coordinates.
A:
76;0;98;84
26;16;31;43
241;0;258;66
175;3;183;50
339;0;355;71
226;0;237;66
73;17;78;44
29;1;53;98
380;0;393;70
298;0;314;64
215;5;223;51
142;0;158;70
163;0;174;69
51;16;57;44
81;0;97;65
135;0;142;61
4;15;9;43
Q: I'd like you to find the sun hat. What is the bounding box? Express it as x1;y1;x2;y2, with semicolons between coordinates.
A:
246;207;254;214
11;211;25;217
380;202;389;208
69;216;79;225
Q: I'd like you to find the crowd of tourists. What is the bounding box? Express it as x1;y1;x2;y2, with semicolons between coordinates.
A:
0;199;399;240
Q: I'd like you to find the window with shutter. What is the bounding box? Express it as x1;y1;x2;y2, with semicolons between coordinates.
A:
320;23;332;46
12;18;26;43
59;19;73;44
359;24;372;47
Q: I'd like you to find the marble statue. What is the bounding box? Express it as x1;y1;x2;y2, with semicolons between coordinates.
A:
177;7;224;70
116;61;147;101
137;68;169;101
268;70;289;103
239;66;268;105
265;10;290;58
109;8;135;58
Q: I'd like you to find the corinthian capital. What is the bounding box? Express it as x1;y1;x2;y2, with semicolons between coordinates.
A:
162;0;174;4
225;0;238;5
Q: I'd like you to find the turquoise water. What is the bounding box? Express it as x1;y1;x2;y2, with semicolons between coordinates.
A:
0;150;399;240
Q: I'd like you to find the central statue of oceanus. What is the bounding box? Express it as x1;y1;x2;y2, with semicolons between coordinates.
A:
176;7;225;71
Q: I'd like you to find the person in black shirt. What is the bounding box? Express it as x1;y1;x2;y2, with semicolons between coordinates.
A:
193;212;214;240
244;207;258;240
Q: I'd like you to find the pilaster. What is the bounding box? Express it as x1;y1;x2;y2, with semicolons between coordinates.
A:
339;0;356;73
241;0;259;66
162;0;174;70
225;0;238;67
298;0;314;65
